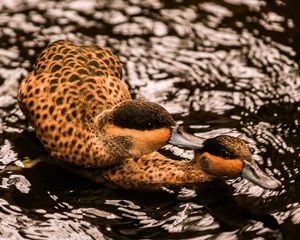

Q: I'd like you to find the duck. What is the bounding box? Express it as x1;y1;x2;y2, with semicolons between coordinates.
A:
17;40;202;168
65;135;281;190
17;40;281;190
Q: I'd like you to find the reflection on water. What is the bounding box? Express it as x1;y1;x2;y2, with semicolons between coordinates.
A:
0;0;299;239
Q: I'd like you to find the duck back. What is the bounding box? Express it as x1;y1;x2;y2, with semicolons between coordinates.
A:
18;40;131;166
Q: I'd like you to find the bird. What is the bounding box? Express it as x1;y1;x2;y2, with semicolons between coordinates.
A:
17;40;202;168
67;135;281;190
17;40;281;190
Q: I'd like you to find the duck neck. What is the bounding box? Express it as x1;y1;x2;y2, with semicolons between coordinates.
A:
84;109;133;167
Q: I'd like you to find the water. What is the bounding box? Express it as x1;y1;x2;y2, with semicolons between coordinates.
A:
0;0;299;239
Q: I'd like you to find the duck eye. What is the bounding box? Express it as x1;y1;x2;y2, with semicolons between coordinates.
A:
220;149;231;159
146;122;154;129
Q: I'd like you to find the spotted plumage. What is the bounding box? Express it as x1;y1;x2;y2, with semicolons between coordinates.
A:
18;40;134;167
18;40;179;167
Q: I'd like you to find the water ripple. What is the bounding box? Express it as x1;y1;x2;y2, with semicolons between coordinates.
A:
0;0;299;239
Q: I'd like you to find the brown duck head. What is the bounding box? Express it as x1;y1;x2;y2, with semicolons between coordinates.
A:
194;135;281;189
97;100;205;159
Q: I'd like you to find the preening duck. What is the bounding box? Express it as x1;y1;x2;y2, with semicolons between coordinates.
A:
17;40;280;190
17;40;201;168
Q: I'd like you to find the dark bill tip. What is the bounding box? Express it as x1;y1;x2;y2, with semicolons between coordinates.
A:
242;160;281;189
168;127;204;149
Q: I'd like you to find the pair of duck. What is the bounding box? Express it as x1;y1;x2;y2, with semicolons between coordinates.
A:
17;40;280;190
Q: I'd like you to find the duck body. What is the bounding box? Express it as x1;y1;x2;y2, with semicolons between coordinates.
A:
18;40;281;190
18;40;180;168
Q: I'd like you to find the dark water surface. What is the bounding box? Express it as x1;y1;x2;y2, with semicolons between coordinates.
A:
0;0;300;239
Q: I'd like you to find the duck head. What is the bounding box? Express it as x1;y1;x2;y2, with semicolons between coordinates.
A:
96;100;204;159
194;135;281;189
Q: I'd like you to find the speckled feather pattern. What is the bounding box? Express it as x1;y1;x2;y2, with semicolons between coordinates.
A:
18;40;131;167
